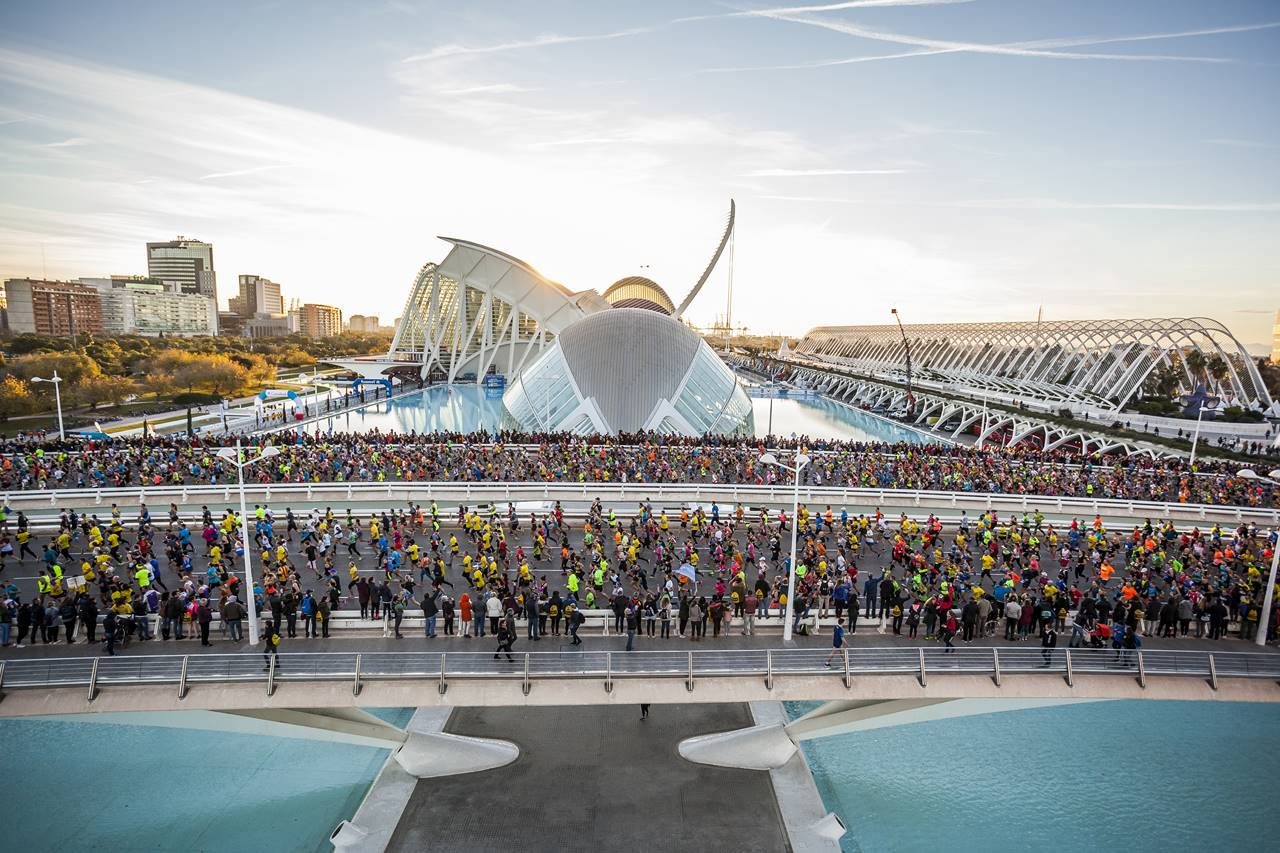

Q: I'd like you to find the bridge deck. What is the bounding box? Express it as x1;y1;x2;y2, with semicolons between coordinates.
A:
386;703;789;853
2;644;1277;717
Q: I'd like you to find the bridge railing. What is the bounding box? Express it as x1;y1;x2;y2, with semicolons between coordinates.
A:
4;479;1278;524
2;648;1276;700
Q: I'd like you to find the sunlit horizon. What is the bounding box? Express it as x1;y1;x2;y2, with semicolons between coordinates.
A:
1;0;1276;346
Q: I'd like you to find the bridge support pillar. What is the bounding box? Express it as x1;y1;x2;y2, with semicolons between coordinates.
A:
678;721;798;770
681;697;1112;771
786;697;1109;740
393;730;519;778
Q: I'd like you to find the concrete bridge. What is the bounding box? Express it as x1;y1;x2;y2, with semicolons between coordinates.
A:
5;478;1278;527
3;647;1277;720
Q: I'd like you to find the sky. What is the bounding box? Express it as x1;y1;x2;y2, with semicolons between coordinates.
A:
0;0;1277;346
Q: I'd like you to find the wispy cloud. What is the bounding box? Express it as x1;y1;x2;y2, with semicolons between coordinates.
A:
439;83;537;96
676;0;974;24
402;27;654;62
1203;137;1278;149
42;136;90;147
759;194;1280;211
751;13;1258;63
528;137;626;148
402;0;973;63
199;163;298;180
960;199;1280;212
746;167;909;176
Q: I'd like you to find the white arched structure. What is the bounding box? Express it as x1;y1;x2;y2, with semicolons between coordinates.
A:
334;238;609;383
796;318;1272;413
330;202;736;385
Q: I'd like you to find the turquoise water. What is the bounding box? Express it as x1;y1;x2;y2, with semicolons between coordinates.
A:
320;384;515;434
0;707;413;853
751;395;929;444
322;383;929;443
788;700;1280;852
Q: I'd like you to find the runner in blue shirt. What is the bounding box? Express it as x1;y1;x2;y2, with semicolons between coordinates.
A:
824;619;846;667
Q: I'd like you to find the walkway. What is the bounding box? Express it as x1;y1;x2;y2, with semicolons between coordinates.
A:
3;646;1277;718
386;703;789;853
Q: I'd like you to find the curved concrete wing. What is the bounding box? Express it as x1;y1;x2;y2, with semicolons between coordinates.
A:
393;730;520;778
678;721;797;770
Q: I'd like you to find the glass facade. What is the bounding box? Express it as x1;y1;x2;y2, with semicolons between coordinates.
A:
672;345;753;435
502;347;587;431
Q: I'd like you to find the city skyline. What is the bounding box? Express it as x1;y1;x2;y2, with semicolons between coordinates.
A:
1;1;1277;346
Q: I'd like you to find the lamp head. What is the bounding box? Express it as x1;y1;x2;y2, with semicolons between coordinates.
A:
215;447;238;461
796;453;811;469
258;445;281;460
759;453;779;467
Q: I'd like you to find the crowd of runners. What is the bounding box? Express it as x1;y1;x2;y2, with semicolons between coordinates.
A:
1;481;1275;656
1;429;1277;509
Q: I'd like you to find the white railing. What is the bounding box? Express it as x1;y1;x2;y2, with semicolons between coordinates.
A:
2;648;1274;701
4;481;1277;524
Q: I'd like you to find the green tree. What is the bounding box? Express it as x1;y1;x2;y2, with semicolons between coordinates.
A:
0;374;34;420
6;351;103;387
76;374;137;409
1184;350;1208;386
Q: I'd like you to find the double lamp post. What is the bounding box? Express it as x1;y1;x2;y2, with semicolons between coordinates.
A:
759;450;810;643
215;439;280;646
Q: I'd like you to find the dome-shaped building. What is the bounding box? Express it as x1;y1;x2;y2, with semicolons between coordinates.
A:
503;307;754;436
601;276;675;315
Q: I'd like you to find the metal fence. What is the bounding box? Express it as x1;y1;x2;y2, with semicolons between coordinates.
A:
4;479;1277;524
1;647;1275;702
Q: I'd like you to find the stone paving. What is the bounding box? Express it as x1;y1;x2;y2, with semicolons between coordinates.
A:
386;703;789;853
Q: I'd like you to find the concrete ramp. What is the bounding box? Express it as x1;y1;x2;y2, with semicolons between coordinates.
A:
678;721;797;770
393;730;519;778
785;697;1111;740
30;707;410;748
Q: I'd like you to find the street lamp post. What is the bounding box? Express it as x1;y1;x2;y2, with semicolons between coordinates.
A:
30;371;64;440
217;439;281;646
759;451;810;642
890;308;913;414
1187;393;1221;467
1238;468;1280;647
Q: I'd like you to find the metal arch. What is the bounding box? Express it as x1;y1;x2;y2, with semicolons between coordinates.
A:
673;199;735;320
795;317;1273;411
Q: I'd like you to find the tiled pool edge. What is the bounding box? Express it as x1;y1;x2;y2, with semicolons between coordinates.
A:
751;701;843;853
338;707;452;852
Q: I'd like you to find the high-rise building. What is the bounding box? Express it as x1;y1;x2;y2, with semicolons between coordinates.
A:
79;276;217;337
229;274;284;318
296;303;343;339
2;278;103;337
347;313;381;332
146;237;217;302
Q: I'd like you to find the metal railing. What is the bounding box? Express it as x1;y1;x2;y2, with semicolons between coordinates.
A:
4;480;1277;524
1;648;1276;702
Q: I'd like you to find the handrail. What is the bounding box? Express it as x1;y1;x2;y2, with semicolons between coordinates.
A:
1;648;1276;696
3;480;1276;523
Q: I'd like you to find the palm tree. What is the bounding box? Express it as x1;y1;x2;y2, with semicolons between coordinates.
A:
1185;349;1208;386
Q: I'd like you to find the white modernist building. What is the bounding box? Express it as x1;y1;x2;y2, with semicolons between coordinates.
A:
331;237;609;383
330;202;751;437
795;318;1274;414
502;307;754;436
